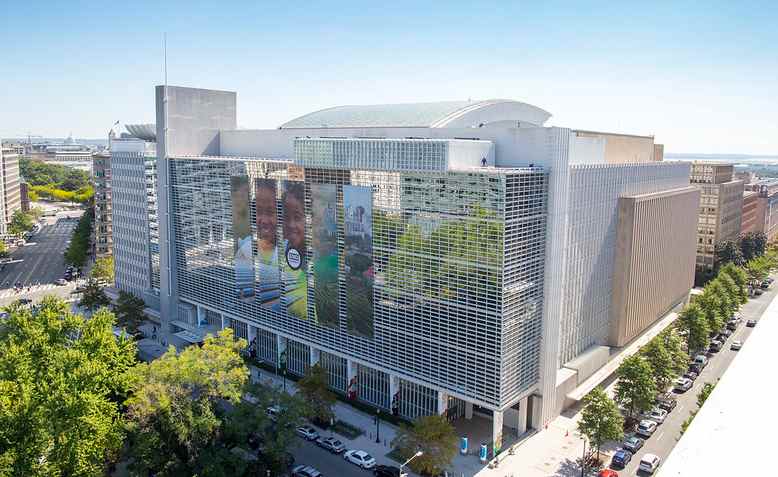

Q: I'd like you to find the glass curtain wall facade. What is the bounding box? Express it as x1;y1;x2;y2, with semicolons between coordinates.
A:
167;148;547;411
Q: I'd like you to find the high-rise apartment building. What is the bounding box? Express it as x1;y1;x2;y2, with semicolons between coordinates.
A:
689;163;744;274
111;124;160;310
741;190;761;235
746;179;778;241
108;86;698;451
92;152;113;257
0;146;22;236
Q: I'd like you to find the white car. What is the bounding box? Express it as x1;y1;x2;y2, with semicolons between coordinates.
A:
674;377;693;392
636;419;657;438
639;453;661;474
648;408;668;424
55;278;68;286
731;340;743;350
343;449;376;469
296;425;319;441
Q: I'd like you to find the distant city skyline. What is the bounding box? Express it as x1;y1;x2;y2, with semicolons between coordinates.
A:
1;0;775;154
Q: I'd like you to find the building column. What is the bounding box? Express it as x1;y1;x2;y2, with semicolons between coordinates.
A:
220;313;226;331
517;396;528;435
346;360;358;399
196;305;205;327
277;335;287;369
492;410;504;455
530;395;543;430
248;325;257;351
437;390;449;415
465;401;474;420
310;347;320;366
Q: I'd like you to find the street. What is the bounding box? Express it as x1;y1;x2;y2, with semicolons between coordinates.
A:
0;210;83;307
615;280;776;476
291;436;379;477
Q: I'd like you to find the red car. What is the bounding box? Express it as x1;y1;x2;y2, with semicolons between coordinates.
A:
599;470;619;477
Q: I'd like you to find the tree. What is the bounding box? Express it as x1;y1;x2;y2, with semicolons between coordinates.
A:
678;304;710;353
641;339;675;391
739;232;767;261
64;210;93;267
113;291;146;334
577;387;624;460
392;414;458;476
8;210;33;236
719;263;748;304
0;297;137;476
0;241;8;259
745;256;771;288
297;363;336;426
696;291;725;334
125;329;299;476
614;355;657;419
659;328;689;376
79;280;111;311
714;239;744;268
91;256;114;283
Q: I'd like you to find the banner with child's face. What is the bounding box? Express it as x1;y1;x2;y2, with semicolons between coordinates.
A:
311;184;339;328
343;185;374;338
231;175;255;302
255;179;281;308
281;180;308;319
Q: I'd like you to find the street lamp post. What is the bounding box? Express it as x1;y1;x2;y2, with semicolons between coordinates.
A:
399;450;423;477
279;350;287;393
375;410;381;443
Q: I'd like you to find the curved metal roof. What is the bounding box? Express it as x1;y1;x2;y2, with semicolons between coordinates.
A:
280;99;551;129
125;124;156;141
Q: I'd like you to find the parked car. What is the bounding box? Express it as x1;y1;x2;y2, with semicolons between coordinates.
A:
747;319;758;327
727;320;739;331
674;377;693;392
754;288;763;296
761;280;770;289
266;405;281;421
693;354;708;368
656;397;677;412
316;436;345;454
610;449;632;468
719;328;732;339
291;465;323;477
296;425;319;441
373;465;401;477
684;371;698;382
622;435;644;453
639;453;661;474
598;470;619;477
689;362;704;374
343;449;376;469
709;340;722;352
636;420;657;438
731;340;743;350
55;278;68;286
642;408;668;424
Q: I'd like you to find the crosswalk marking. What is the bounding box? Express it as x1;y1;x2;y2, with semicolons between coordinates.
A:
0;284;66;299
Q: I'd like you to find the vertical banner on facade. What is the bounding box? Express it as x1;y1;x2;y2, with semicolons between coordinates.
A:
230;175;255;301
343;185;374;338
255;178;281;309
282;181;308;319
311;184;339;327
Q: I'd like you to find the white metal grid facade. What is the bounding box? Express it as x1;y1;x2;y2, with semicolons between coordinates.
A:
167;155;547;409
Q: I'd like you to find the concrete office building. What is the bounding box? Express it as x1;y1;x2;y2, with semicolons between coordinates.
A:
111;124;160;310
746;179;778;241
741;190;761;235
690;163;744;273
0;146;22;236
126;86;697;451
93;152;113;257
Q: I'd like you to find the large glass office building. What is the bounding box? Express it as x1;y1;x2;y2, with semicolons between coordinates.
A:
120;86;700;451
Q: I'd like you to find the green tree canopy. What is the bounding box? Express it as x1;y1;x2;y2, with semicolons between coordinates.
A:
641;338;676;392
739;232;767;261
20;158;90;191
678;303;710;353
8;210;33;236
113;291;146;335
715;239;744;268
614;355;657;418
392;414;458;476
124;329;250;476
578;387;624;459
0;297;137;476
64;210;93;267
296;363;336;426
659;328;689;376
696;382;716;407
0;241;8;259
91;256;114;283
79;280;111;311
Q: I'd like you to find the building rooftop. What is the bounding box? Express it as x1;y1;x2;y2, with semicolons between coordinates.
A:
660;293;778;476
279;99;551;129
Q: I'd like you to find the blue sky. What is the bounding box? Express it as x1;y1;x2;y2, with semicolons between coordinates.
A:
1;0;776;154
